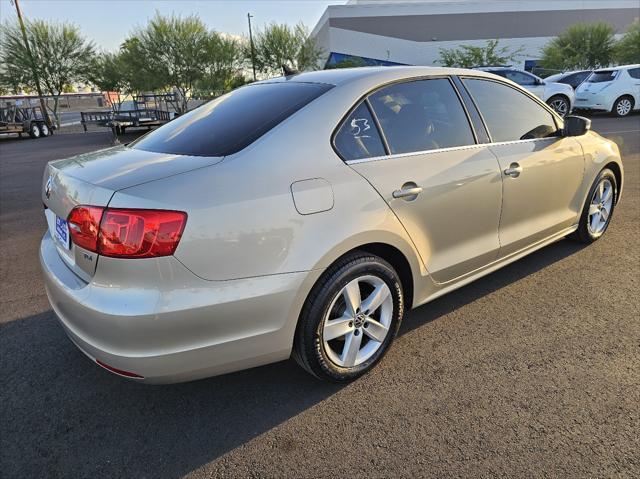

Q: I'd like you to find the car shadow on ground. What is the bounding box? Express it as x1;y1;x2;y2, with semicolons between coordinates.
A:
0;238;587;477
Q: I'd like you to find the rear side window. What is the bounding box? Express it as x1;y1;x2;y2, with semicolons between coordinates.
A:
334;102;386;161
131;82;333;157
629;68;640;80
587;71;618;83
367;78;475;154
463;78;558;142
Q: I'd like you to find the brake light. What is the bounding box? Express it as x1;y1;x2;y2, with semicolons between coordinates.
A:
67;206;103;252
99;209;187;258
66;206;187;258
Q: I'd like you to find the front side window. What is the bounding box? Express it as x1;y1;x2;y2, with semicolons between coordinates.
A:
587;70;618;83
131;82;333;157
367;78;475;155
560;72;589;88
463;78;558;142
334;102;386;161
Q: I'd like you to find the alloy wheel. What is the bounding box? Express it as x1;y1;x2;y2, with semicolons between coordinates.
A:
616;98;632;116
588;178;614;236
549;98;568;116
322;275;393;368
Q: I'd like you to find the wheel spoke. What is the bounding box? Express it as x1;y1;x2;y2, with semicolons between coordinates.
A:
361;283;391;315
363;318;389;342
600;207;609;222
341;331;363;367
598;181;604;201
588;203;600;216
323;316;353;341
601;185;612;204
590;212;601;231
342;280;361;317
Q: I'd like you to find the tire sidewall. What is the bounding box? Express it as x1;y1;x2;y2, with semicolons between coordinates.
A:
29;123;40;138
300;255;404;381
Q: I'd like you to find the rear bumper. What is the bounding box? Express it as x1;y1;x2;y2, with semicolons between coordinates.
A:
40;232;320;383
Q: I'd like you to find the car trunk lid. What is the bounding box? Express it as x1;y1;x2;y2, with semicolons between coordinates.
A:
42;146;222;281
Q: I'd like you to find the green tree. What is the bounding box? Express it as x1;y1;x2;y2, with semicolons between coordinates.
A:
437;39;523;68
0;20;94;126
195;33;247;97
325;57;367;69
615;21;640;65
250;22;323;76
86;51;131;109
541;23;616;71
123;12;211;113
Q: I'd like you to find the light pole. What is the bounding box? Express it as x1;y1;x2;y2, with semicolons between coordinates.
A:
247;13;257;81
11;0;53;130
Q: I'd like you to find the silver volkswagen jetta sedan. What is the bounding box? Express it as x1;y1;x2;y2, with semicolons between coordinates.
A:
40;67;623;383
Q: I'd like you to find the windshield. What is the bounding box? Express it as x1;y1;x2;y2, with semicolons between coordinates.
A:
130;82;333;157
587;71;618;83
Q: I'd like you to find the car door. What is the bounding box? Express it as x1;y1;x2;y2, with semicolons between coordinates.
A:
461;77;585;257
337;78;503;283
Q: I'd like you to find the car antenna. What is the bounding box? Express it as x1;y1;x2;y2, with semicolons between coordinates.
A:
282;64;299;76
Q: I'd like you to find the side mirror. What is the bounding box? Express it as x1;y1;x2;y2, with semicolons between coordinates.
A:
535;78;545;85
563;115;591;136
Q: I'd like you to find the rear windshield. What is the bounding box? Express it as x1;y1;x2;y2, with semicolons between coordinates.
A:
130;82;333;157
587;71;617;83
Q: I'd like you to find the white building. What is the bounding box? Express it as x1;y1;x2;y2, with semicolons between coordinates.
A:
311;0;640;70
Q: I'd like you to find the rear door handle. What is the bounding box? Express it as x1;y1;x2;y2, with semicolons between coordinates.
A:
392;182;423;199
503;163;523;178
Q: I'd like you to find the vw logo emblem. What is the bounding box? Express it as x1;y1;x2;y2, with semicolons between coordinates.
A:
45;176;53;199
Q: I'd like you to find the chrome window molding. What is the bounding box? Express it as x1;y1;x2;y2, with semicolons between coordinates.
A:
344;136;560;165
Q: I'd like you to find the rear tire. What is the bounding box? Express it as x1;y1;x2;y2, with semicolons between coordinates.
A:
38;123;50;137
293;251;404;382
612;96;634;117
28;122;40;139
570;168;617;243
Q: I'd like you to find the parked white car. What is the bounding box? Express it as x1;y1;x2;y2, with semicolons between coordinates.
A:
575;65;640;117
475;67;575;116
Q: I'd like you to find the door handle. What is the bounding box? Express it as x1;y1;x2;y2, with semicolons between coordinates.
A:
392;182;423;200
503;163;523;178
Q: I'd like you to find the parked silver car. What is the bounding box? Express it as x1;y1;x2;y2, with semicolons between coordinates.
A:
40;67;623;383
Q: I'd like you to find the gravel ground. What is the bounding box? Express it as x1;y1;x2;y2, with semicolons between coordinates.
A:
0;115;638;478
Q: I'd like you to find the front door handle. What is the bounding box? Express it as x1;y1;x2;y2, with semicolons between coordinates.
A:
392;182;423;200
504;162;523;178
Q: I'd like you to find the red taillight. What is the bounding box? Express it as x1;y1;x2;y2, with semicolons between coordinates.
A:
98;209;187;258
67;206;103;252
67;206;187;258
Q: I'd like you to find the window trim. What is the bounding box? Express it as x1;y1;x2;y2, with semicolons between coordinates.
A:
331;75;479;162
457;75;564;143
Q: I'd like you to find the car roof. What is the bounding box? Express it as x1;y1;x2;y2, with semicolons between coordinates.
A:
254;66;499;87
594;64;640;72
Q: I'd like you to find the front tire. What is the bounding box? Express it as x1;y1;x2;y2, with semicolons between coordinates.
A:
571;168;617;243
293;251;404;382
612;96;634;117
547;95;570;117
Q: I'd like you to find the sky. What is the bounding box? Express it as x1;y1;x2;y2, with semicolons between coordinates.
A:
0;0;344;51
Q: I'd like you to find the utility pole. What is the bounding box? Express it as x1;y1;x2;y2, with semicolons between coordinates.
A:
11;0;53;130
247;13;257;81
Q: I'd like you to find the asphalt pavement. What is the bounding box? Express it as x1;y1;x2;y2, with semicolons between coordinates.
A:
1;115;638;478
